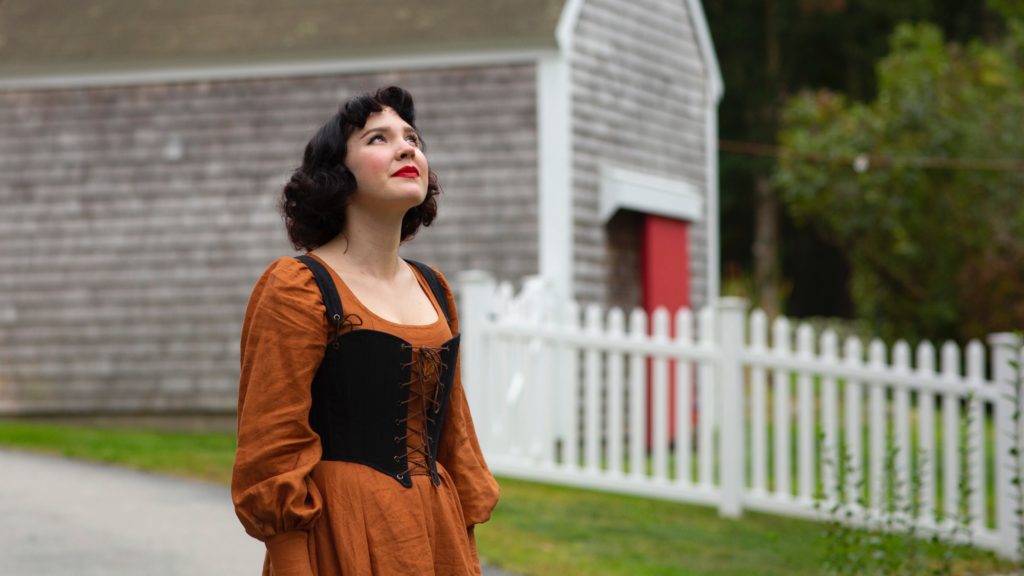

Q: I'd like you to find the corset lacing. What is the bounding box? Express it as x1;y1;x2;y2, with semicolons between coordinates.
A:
329;312;364;348
394;343;450;482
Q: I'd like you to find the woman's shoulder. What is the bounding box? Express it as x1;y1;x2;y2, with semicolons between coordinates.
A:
239;256;328;346
263;254;313;278
248;255;322;310
428;264;450;286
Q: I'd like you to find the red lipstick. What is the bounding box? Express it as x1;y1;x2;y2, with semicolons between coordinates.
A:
392;166;420;178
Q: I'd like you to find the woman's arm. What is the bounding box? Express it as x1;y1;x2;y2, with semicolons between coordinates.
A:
432;267;501;527
232;257;327;575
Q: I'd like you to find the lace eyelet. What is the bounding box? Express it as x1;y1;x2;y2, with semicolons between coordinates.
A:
397;473;405;480
393;436;401;443
393;455;401;462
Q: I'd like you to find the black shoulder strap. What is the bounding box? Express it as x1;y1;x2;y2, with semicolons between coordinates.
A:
404;259;452;328
294;255;344;330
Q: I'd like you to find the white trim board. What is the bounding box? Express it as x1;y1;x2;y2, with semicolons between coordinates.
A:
536;54;574;302
599;166;704;223
0;48;556;91
704;97;721;305
556;0;586;53
684;0;724;102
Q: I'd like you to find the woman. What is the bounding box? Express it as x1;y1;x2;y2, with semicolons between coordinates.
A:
232;86;500;576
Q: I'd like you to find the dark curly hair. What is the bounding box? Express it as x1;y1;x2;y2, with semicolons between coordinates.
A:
280;86;441;251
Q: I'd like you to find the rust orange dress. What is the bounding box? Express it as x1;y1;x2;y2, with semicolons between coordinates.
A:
232;254;500;576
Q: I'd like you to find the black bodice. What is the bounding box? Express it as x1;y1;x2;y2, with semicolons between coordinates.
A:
294;255;460;488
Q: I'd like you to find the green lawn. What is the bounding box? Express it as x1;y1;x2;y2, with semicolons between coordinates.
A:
0;420;1016;575
0;419;237;483
476;476;835;575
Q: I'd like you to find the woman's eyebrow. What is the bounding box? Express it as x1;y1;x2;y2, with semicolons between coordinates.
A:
358;125;417;139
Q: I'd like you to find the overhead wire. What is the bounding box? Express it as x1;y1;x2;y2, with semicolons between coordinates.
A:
719;139;1024;173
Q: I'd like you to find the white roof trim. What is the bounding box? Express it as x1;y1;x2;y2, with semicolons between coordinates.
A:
556;0;585;53
600;166;704;223
704;97;720;305
683;0;724;102
0;48;555;91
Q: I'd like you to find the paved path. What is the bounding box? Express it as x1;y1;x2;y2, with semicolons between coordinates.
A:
0;448;264;575
0;448;515;575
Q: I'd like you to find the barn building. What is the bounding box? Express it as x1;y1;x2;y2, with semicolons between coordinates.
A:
0;0;722;414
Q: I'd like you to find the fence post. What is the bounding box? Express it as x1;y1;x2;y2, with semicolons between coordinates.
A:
991;332;1023;559
717;297;747;518
457;270;496;453
519;276;550;464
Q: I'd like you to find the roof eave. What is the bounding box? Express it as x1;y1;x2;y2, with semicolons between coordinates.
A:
0;44;560;91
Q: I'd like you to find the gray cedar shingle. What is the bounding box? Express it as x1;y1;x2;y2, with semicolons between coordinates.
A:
571;0;710;311
0;64;538;413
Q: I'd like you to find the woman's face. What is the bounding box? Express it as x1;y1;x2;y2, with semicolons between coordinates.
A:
344;106;429;214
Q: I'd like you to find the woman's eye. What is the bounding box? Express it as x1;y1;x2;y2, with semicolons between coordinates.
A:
368;134;385;144
406;134;421;147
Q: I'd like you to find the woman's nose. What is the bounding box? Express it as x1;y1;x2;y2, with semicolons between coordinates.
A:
396;141;416;159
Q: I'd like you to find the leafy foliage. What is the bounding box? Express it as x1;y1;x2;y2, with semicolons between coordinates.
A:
704;0;1001;319
774;21;1024;341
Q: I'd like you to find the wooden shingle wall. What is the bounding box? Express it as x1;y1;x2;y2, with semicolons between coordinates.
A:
0;64;538;414
571;0;710;311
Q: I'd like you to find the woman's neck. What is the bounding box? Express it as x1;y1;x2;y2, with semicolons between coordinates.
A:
317;208;405;281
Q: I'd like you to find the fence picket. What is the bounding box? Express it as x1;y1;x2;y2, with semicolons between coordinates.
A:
537;293;557;466
797;323;815;503
493;284;512;453
629;308;648;480
561;301;581;470
652;308;671;483
675;308;694;485
750;309;768;494
844;336;864;507
584;304;603;474
772;317;792;498
940;341;960;526
495;282;516;453
917;341;937;520
868;339;887;511
698;307;715;488
966;340;985;530
607;308;626;477
893;340;912;509
512;305;528;458
521;281;547;464
821;330;838;502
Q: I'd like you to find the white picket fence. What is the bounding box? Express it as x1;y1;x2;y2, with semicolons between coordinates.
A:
456;271;1024;558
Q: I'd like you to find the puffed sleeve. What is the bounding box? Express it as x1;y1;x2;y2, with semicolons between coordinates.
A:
231;256;327;576
433;267;501;527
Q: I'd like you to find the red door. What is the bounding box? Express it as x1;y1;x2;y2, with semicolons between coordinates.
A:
641;215;690;449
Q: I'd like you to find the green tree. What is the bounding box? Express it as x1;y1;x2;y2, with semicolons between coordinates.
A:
704;0;1004;319
774;20;1024;342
